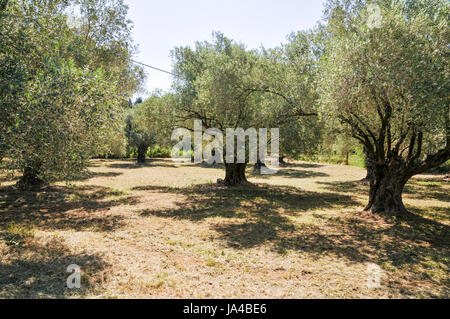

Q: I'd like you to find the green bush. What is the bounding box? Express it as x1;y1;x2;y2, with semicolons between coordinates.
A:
146;146;171;158
127;147;138;159
297;153;365;167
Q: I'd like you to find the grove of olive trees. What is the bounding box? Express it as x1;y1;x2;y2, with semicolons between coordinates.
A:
0;0;449;301
1;0;448;212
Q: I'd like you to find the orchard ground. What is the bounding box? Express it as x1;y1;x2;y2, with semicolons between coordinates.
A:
0;158;448;298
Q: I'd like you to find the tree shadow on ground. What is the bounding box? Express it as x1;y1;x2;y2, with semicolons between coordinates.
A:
408;206;450;223
71;171;123;181
316;180;369;196
184;161;224;169
104;159;177;169
317;179;449;203
251;168;329;179
278;212;449;297
0;185;138;232
0;170;123;184
293;162;325;169
403;180;450;203
137;183;357;222
273;161;325;169
137;183;363;252
137;182;449;297
0;236;110;298
184;162;327;177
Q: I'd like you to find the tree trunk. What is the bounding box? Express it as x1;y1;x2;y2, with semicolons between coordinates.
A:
361;147;375;182
254;160;267;170
137;144;148;164
365;163;409;216
19;161;43;188
345;151;349;166
224;163;248;186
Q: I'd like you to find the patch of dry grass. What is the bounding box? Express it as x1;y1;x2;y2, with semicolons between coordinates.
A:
0;159;448;298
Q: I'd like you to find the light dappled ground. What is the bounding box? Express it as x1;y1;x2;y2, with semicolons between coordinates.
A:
0;159;448;298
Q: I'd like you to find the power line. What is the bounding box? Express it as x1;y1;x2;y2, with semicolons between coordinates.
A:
130;59;176;76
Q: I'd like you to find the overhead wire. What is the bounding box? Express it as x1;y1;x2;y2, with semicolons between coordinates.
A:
130;59;176;76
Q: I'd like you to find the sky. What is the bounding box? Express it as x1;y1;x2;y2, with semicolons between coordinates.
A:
125;0;327;95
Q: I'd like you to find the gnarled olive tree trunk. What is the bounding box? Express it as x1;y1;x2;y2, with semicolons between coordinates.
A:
224;163;248;186
364;160;409;216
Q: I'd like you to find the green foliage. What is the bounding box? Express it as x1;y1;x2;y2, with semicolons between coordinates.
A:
137;93;178;148
172;32;321;162
96;119;128;159
124;94;174;162
0;0;143;184
124;93;178;162
124;111;154;163
173;32;264;130
126;147;138;159
299;153;366;167
260;30;324;157
319;0;449;175
146;146;172;159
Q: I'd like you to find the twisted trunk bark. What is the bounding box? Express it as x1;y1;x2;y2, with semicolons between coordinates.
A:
362;147;375;182
365;160;409;216
224;163;248;186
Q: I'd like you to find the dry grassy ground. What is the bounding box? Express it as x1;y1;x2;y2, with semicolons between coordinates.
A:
0;159;448;298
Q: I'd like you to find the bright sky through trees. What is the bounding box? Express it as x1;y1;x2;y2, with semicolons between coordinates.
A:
125;0;326;94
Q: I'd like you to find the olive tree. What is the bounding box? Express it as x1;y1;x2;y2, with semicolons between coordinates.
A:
124;94;177;163
125;115;153;164
172;32;318;185
0;0;143;186
319;0;449;215
172;33;265;185
260;30;324;161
